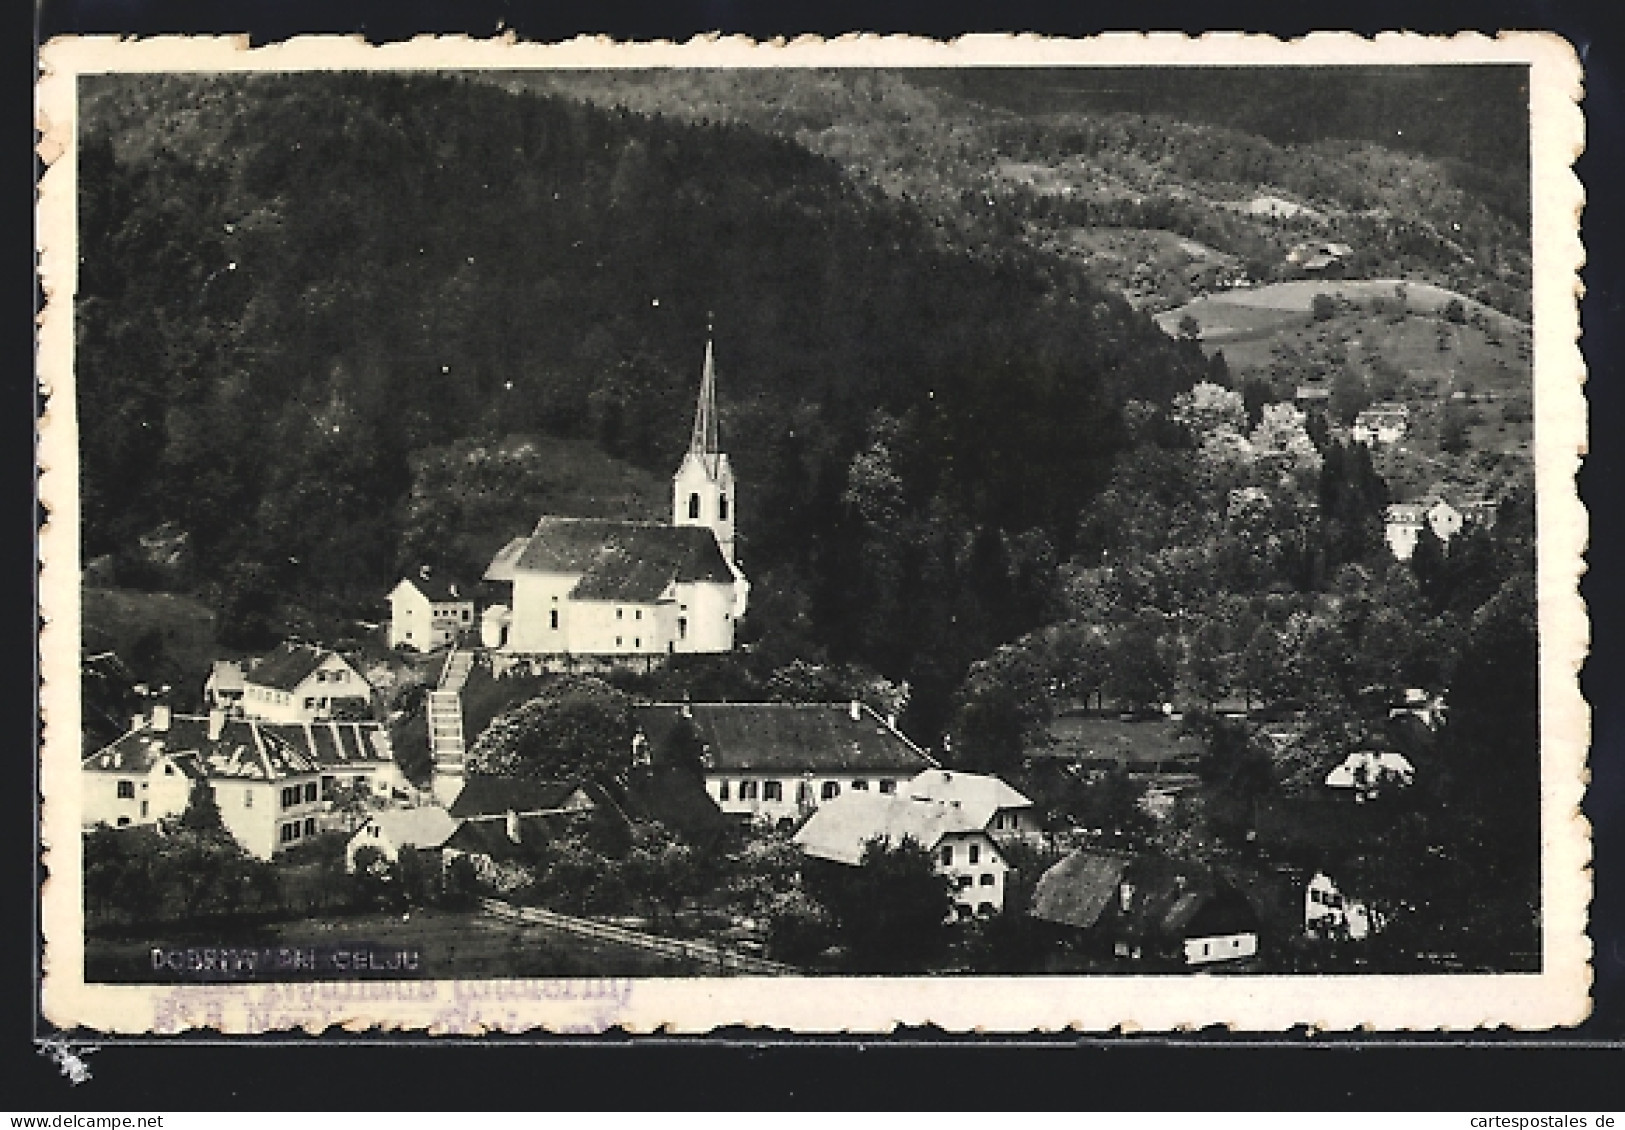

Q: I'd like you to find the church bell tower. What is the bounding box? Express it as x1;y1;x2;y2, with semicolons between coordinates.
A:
673;328;736;562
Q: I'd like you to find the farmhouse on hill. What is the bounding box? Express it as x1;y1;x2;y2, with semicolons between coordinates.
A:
481;335;749;659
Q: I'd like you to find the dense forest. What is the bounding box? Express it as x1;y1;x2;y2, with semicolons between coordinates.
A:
76;71;1209;733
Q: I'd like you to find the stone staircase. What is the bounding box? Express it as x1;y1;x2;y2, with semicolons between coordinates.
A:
428;648;473;773
438;647;474;693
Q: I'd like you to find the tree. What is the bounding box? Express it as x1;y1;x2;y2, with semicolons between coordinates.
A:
617;820;702;928
1311;293;1337;322
176;778;229;839
804;835;954;972
1442;297;1467;324
468;675;635;783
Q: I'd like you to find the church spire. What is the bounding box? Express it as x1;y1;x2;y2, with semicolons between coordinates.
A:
687;320;721;473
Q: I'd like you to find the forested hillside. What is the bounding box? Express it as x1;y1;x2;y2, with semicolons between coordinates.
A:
77;71;1208;729
496;68;1530;318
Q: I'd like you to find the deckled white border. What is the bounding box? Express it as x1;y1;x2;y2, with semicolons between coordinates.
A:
36;31;1589;1034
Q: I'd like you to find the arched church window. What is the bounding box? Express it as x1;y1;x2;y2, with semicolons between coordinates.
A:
549;609;559;630
688;493;701;520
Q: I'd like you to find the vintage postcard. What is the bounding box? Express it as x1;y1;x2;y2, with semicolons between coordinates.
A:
36;31;1589;1035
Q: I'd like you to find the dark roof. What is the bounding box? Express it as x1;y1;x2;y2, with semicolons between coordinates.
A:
85;715;325;782
449;775;595;819
399;571;471;603
244;642;350;692
634;702;935;774
503;518;734;602
1031;850;1259;940
1030;850;1132;929
446;814;565;862
617;765;731;848
1042;715;1203;766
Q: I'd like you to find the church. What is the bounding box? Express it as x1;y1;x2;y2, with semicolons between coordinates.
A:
481;336;750;657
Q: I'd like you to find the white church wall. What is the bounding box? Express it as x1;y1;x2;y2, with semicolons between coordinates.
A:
673;581;735;653
508;573;575;653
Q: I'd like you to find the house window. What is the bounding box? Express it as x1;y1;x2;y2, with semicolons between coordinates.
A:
117;817;130;827
851;779;868;791
245;790;253;808
634;638;641;649
719;495;729;520
879;780;895;794
635;609;642;620
117;780;135;799
940;845;953;866
163;765;174;776
718;781;730;801
279;823;295;844
304;782;318;803
616;637;623;648
140;800;149;818
281;786;300;808
821;781;839;801
980;873;995;886
550;609;559;630
688;493;701;520
678;618;687;640
969;845;980;865
740;781;758;800
617;608;623;620
977;902;994;916
957;875;972;889
763;781;783;802
304;817;316;837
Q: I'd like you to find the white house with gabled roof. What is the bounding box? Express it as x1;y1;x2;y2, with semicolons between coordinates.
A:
240;642;372;724
84;708;330;858
904;768;1039;842
794;789;1011;919
389;567;476;652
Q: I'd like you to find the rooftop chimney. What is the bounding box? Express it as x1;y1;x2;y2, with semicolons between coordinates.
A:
849;700;862;722
151;704;171;733
506;809;521;845
130;713;145;733
419;564;432;581
207;708;227;742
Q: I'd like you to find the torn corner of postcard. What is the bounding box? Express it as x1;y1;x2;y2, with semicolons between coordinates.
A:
35;29;1589;1036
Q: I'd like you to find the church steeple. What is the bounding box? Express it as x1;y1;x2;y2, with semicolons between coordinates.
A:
673;322;736;562
688;330;722;476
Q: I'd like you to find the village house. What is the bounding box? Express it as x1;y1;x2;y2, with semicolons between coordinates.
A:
203;660;245;713
345;806;460;872
1384;496;1464;560
1030;850;1261;967
83;707;330;859
81;706;199;830
238;642;372;724
84;707;405;857
481;335;748;658
631;700;938;825
1304;870;1382;941
1325;749;1415;801
388;567;476;652
904;768;1039;842
794;789;1013;919
1351;402;1411;446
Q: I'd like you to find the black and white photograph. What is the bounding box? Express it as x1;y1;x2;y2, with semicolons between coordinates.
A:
36;32;1589;1034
